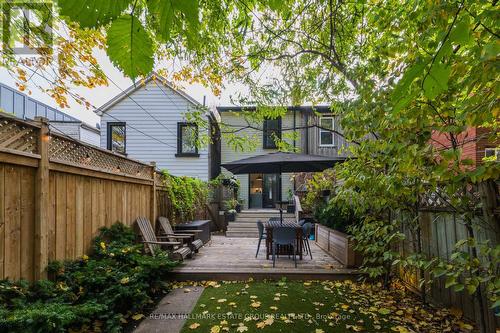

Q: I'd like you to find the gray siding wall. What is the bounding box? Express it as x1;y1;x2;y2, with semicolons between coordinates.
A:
99;81;209;181
220;111;300;208
80;127;101;147
302;113;350;157
49;122;81;141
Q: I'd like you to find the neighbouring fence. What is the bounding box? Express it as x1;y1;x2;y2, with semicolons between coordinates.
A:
398;205;500;331
0;115;207;281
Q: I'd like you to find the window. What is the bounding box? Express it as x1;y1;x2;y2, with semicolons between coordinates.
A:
319;117;335;147
485;148;500;162
107;122;126;154
176;122;199;157
263;118;281;149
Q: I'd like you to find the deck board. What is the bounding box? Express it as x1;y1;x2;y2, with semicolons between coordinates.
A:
171;236;358;280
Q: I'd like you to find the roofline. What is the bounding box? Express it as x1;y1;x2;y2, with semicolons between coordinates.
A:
96;72;202;116
216;105;334;114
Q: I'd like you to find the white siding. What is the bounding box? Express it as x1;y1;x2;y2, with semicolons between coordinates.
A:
80;127;100;147
99;81;209;181
220;111;301;208
49;122;81;141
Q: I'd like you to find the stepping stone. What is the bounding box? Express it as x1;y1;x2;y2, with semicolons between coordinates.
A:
134;286;204;333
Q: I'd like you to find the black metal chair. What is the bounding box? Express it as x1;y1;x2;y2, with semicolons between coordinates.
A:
272;227;297;268
255;220;267;258
302;222;313;260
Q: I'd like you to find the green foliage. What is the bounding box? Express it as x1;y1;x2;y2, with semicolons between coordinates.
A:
350;216;405;282
58;0;132;28
427;239;500;311
160;171;208;222
0;223;177;333
106;15;154;78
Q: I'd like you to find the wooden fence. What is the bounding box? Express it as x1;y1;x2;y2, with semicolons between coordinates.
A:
0;115;204;281
398;209;500;332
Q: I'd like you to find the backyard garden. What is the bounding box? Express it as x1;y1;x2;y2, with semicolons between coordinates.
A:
0;0;498;332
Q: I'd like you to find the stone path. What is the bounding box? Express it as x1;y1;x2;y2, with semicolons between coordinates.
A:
133;286;204;333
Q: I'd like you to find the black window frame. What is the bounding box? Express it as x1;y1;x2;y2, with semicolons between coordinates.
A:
176;122;200;157
106;122;126;155
263;117;282;149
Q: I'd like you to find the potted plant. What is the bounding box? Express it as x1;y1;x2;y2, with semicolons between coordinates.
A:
286;189;296;213
235;199;243;213
224;199;238;222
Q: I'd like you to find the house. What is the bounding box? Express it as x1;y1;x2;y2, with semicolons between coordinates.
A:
97;74;215;181
431;127;499;166
0;82;100;145
214;106;350;209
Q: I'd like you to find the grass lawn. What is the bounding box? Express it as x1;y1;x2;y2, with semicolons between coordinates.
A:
179;280;474;333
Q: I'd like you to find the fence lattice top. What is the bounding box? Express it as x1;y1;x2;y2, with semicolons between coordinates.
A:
49;133;152;179
1;115;153;180
0;116;39;154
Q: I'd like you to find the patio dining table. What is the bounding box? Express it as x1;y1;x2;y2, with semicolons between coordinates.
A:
265;219;303;260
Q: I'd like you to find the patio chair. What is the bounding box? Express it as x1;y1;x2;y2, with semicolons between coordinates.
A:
136;217;192;261
157;217;204;253
272;227;298;268
302;222;313;260
255;220;267;258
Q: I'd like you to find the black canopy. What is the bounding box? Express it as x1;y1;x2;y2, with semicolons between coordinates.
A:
221;152;346;174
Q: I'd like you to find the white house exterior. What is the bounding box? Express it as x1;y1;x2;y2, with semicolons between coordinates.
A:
216;106;350;209
97;75;212;181
0;82;100;145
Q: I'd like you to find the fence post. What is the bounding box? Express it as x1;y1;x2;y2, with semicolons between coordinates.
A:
150;162;157;230
34;117;49;280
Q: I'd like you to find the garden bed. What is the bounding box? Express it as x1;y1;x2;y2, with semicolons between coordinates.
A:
315;224;362;268
0;223;178;333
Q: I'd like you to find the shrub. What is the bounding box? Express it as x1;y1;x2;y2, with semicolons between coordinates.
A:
314;200;361;234
0;223;178;333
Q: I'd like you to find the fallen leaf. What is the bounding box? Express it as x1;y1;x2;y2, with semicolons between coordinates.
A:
131;313;144;321
210;325;221;333
189;323;201;330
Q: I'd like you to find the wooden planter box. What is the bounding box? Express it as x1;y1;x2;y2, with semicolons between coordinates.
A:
315;224;362;268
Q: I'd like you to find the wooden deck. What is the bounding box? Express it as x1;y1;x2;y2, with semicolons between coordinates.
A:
170;236;359;281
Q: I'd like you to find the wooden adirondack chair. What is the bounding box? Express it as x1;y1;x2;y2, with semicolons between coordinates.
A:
136;216;192;261
157;217;204;253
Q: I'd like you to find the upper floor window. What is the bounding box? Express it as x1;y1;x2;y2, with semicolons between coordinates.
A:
319;116;335;147
176;122;199;157
485;148;499;162
107;122;126;154
263;118;281;149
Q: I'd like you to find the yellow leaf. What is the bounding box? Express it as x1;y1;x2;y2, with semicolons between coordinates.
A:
120;277;129;284
316;329;325;333
251;301;261;308
189;323;201;330
217;298;227;303
210;325;221;333
263;317;274;325
270;306;278;310
236;324;248;332
220;320;228;325
303;282;312;286
131;313;144;321
256;321;266;329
